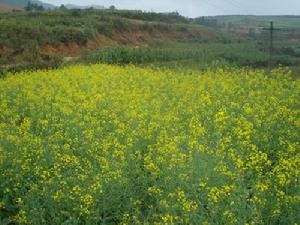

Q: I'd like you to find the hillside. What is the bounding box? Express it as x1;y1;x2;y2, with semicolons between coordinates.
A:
0;8;218;74
64;4;105;9
193;15;300;29
213;15;300;29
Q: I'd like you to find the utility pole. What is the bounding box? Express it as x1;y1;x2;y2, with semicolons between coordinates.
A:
263;21;292;72
268;21;274;71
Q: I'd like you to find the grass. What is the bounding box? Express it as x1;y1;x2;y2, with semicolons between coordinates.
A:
0;64;299;224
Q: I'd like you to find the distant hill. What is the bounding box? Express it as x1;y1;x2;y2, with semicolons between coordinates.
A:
0;0;105;10
211;15;300;29
0;0;55;9
64;4;105;10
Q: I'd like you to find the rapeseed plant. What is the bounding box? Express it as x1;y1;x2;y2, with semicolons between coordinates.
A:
0;65;299;224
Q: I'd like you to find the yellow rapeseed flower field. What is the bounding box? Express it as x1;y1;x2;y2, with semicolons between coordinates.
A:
0;64;299;224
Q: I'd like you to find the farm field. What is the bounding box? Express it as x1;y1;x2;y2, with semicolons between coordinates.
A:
0;64;299;224
87;42;300;71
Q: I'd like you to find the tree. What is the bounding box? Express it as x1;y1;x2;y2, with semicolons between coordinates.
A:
109;5;116;10
24;1;33;11
248;28;256;38
59;4;67;10
24;1;45;11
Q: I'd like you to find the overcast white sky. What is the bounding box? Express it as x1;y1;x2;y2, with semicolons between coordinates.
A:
44;0;300;17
